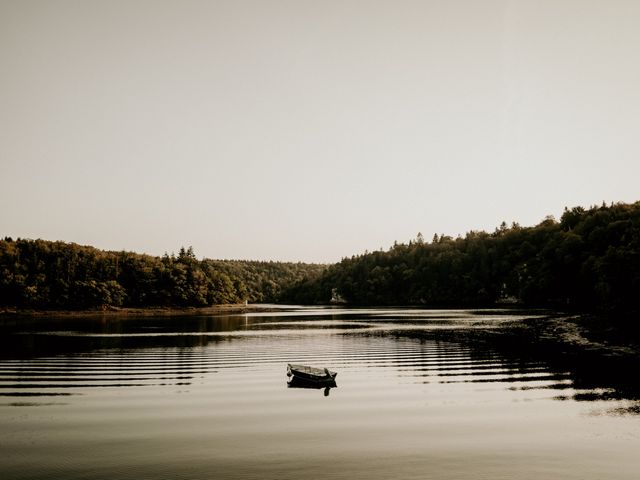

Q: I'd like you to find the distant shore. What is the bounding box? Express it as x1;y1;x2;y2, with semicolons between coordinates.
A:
0;304;290;319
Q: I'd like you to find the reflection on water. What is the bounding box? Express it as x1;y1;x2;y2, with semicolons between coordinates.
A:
1;308;640;479
287;374;337;397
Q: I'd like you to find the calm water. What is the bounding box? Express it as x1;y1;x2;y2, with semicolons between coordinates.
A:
1;307;640;479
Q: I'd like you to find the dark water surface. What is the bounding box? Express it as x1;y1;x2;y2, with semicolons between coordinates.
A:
1;308;639;479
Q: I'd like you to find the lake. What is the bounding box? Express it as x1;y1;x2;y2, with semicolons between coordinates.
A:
1;307;639;479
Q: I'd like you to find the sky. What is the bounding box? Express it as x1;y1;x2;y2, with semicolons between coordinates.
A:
1;0;640;263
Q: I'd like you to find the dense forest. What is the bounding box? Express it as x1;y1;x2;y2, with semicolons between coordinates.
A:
282;201;640;313
2;201;639;312
0;240;325;309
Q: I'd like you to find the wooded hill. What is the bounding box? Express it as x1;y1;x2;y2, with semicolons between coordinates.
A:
3;201;639;312
282;201;640;312
0;241;325;309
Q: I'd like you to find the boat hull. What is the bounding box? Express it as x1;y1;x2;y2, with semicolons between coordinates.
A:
287;363;337;384
287;375;337;389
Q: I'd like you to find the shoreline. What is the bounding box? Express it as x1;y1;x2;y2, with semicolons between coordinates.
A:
0;304;291;319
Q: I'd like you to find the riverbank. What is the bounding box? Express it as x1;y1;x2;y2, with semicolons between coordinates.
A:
0;304;290;320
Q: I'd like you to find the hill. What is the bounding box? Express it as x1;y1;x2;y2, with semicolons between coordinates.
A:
0;240;325;309
283;201;640;313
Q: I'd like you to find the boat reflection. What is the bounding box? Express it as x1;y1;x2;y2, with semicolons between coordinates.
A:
287;376;337;396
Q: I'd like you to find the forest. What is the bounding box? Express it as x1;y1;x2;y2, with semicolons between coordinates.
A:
282;201;640;313
2;201;639;312
0;241;325;309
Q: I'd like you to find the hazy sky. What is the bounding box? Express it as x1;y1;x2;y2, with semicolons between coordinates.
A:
2;1;639;262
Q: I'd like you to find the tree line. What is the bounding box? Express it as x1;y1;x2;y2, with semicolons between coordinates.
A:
3;201;639;312
0;240;325;309
282;201;640;313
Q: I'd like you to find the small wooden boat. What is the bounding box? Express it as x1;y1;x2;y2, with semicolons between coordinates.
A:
287;364;337;384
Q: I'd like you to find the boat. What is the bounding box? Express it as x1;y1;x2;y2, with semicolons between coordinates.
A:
287;364;337;384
